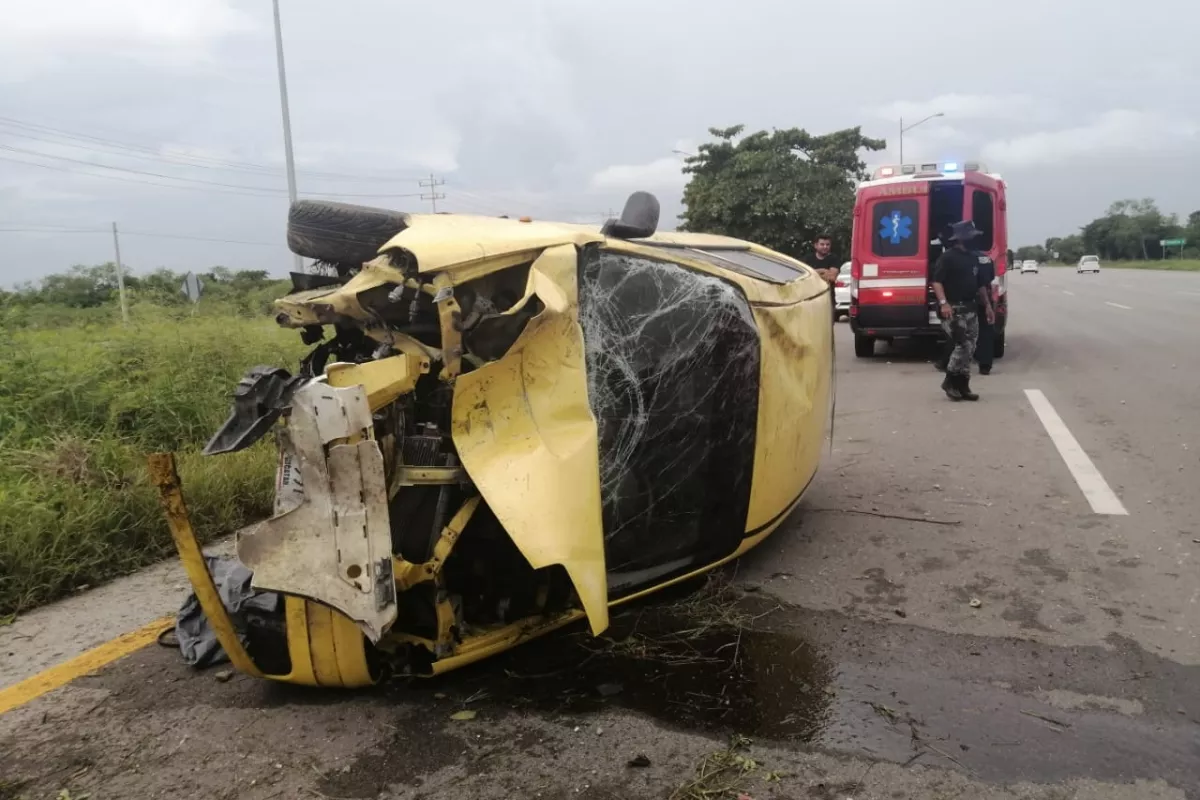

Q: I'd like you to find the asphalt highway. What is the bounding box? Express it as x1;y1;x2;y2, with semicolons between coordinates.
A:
2;267;1197;800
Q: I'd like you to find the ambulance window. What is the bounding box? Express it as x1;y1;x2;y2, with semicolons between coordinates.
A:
871;200;920;258
972;190;995;250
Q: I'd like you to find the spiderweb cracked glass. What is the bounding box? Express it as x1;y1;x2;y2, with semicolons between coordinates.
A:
578;250;760;575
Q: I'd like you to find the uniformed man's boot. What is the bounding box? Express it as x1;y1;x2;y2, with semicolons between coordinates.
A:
941;374;962;401
957;374;979;401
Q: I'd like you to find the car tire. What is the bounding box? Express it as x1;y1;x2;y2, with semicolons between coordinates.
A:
854;334;875;358
287;200;409;264
994;331;1006;359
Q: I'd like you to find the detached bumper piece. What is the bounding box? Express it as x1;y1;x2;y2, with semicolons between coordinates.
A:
148;453;379;687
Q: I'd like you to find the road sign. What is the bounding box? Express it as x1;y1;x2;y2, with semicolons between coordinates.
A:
1160;238;1187;247
181;272;204;303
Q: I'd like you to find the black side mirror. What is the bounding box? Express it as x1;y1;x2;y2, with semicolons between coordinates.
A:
601;191;660;239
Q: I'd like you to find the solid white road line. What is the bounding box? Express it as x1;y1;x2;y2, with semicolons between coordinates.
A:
1105;302;1133;310
1025;389;1128;516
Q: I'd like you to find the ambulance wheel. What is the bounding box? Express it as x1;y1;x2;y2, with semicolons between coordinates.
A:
854;334;876;358
994;332;1006;359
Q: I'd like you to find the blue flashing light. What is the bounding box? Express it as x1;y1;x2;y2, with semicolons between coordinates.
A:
943;161;959;172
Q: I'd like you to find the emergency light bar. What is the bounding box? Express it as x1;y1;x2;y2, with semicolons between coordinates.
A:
870;161;985;180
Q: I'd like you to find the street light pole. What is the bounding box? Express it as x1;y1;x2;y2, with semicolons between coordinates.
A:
898;112;945;163
272;0;303;272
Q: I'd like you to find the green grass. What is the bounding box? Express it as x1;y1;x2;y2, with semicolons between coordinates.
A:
0;305;306;616
1043;259;1200;272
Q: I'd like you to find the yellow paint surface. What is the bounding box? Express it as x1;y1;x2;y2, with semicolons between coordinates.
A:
0;615;173;717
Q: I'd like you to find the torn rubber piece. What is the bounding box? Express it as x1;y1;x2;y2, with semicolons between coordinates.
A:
203;366;303;455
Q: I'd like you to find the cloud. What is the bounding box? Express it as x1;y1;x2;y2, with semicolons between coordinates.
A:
874;94;1047;123
1;0;255;81
982;110;1200;167
590;156;687;191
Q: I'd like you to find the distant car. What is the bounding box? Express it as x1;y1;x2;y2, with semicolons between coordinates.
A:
1020;260;1039;274
834;261;851;320
1077;255;1101;274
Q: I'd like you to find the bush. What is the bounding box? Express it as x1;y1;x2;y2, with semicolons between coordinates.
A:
0;306;306;615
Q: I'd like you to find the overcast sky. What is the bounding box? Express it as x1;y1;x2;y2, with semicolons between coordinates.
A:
2;0;1198;284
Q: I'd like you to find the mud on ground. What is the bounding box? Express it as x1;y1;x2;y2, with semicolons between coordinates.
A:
1;577;1195;800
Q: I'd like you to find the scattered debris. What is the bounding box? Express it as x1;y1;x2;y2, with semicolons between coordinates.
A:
214;669;233;683
0;613;15;627
807;507;962;526
449;710;478;721
894;609;907;618
866;702;901;726
1019;709;1072;730
969;598;983;609
670;735;759;800
596;683;624;697
627;755;652;768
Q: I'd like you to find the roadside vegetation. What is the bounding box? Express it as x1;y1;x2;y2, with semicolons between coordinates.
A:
1017;200;1200;267
1038;258;1200;272
0;266;305;617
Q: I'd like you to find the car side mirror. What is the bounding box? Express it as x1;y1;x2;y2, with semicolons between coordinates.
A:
601;191;660;239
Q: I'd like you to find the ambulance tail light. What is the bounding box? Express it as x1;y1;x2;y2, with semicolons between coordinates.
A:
850;277;859;299
993;272;1007;297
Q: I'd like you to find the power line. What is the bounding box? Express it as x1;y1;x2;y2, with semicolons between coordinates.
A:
0;149;425;200
0;115;428;183
0;154;282;198
0;226;284;247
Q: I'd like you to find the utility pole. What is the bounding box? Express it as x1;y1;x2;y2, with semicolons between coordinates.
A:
111;222;129;324
272;0;304;272
419;174;446;213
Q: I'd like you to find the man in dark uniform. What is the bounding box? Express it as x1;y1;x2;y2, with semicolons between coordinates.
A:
809;233;840;322
932;220;995;401
974;254;997;375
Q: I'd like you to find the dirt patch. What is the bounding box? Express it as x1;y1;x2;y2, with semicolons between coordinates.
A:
1020;549;1070;582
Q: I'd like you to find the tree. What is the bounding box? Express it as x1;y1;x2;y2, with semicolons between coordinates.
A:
679;124;886;260
1016;245;1048;262
1080;198;1181;261
1054;235;1085;263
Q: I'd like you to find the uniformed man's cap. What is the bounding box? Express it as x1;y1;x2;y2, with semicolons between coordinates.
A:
948;220;983;242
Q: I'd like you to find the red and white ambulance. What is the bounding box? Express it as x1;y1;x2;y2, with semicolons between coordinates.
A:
848;161;1009;358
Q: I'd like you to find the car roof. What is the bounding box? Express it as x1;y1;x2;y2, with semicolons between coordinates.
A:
382;213;772;272
374;212;821;302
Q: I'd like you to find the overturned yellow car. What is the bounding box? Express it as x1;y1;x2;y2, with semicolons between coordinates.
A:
152;192;833;688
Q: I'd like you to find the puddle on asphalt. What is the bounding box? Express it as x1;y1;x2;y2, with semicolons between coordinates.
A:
398;586;837;741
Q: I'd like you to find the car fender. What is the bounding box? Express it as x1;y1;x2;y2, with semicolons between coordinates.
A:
450;243;610;636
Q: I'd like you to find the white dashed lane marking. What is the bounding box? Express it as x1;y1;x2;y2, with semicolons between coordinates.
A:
1025;389;1128;516
1105;302;1132;310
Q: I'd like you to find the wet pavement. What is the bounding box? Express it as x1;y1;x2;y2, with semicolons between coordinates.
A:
2;579;1196;799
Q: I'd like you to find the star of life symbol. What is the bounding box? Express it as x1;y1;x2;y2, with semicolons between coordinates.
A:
879;211;913;245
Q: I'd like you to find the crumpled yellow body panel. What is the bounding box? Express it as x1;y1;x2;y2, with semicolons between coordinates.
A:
449;244;609;635
744;292;833;531
379;214;603;275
